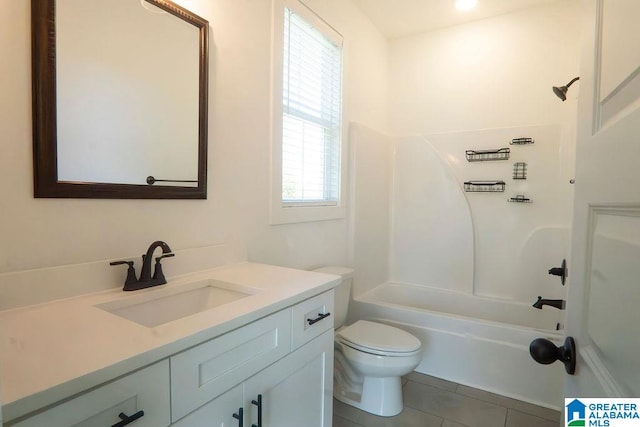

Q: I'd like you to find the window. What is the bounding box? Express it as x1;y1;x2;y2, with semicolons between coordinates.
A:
271;0;344;224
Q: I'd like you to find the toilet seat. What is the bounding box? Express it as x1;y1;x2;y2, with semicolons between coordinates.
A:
336;320;421;357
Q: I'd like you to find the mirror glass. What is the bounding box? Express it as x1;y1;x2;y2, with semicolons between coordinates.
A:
32;0;208;198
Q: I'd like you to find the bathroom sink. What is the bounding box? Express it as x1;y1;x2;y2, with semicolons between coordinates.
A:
96;280;256;327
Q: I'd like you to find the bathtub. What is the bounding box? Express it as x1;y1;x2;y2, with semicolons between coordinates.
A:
348;282;565;410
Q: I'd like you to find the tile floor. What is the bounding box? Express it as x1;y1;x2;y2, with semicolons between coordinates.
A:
333;372;561;427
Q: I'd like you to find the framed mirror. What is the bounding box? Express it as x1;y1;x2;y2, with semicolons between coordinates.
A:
31;0;209;198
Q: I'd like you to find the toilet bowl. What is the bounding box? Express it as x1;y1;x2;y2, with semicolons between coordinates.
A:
313;267;422;417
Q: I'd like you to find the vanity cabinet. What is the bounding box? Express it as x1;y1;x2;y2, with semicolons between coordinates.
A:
6;290;334;427
174;331;332;427
12;361;170;427
172;291;334;427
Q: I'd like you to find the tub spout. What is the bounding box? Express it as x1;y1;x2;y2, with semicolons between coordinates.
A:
532;296;566;310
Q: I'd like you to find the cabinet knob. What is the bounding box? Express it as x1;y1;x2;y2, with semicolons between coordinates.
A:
252;394;263;427
110;410;144;427
233;408;243;427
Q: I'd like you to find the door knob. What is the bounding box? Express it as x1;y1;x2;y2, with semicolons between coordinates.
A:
548;259;567;285
529;336;576;374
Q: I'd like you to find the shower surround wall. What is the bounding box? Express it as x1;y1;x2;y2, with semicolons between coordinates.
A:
349;124;393;297
350;123;572;306
392;125;571;302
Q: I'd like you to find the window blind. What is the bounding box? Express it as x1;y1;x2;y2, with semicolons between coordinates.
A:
282;7;343;206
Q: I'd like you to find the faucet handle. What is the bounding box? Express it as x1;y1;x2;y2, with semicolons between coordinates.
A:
548;259;567;285
110;260;133;266
152;253;175;284
109;260;138;289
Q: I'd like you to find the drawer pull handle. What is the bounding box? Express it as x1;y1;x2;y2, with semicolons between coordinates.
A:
233;408;243;426
307;312;331;325
111;410;144;427
251;394;263;427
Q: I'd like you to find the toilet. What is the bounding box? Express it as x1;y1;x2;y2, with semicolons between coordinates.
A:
313;267;422;417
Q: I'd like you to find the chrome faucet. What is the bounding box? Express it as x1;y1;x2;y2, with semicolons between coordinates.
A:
532;296;566;310
110;241;174;291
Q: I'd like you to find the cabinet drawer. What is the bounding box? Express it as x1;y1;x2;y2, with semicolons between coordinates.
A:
14;361;170;427
170;309;291;422
291;290;334;350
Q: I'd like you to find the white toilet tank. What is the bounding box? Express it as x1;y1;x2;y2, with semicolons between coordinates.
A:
313;266;353;328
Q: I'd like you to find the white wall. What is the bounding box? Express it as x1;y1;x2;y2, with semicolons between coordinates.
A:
0;0;388;301
388;0;583;135
391;125;571;303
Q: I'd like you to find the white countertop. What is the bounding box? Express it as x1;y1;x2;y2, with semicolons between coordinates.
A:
0;262;339;422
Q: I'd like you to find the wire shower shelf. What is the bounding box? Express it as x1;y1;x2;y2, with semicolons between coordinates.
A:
464;181;506;192
465;148;510;162
508;195;532;203
512;162;527;180
510;137;535;145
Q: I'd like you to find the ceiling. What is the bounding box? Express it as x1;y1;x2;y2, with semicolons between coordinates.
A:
353;0;564;39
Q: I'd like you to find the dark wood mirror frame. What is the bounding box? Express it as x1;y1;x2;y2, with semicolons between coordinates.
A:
31;0;209;199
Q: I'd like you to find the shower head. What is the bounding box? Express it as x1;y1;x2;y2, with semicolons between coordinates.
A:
552;77;580;101
552;86;568;101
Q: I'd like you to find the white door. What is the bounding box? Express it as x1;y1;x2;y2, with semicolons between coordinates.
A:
565;0;640;398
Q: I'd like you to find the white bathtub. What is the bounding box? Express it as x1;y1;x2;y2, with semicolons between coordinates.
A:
349;282;566;410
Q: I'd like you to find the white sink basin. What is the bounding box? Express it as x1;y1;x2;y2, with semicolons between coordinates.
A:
96;280;256;327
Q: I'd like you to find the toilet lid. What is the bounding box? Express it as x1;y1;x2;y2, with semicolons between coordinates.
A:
336;320;421;354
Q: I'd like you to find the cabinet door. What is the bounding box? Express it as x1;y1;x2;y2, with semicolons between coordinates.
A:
171;309;291;421
244;329;333;427
171;384;243;427
14;361;170;427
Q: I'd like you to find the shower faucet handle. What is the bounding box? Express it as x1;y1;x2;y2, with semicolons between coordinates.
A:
548;259;567;285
